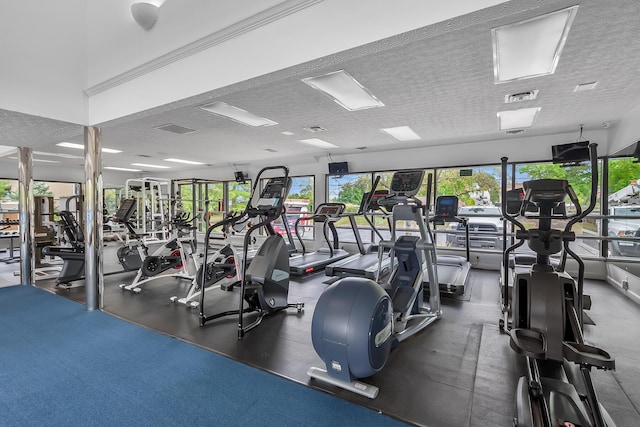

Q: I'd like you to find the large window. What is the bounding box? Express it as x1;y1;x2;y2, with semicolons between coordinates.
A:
606;157;640;258
435;166;503;251
514;160;602;258
327;173;372;243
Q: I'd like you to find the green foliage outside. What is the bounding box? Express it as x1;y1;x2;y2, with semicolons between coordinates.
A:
436;168;500;206
608;158;640;193
0;180;52;200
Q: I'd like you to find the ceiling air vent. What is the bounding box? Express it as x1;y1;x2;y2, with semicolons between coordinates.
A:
137;154;152;158
356;147;368;150
263;148;278;153
505;90;539;103
154;124;197;134
506;129;526;135
303;126;327;133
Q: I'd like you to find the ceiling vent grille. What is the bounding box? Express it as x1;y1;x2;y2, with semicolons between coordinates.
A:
263;148;278;153
506;129;526;135
155;124;197;134
505;90;539;103
303;126;327;133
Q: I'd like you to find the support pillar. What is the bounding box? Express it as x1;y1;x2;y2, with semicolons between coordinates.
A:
18;147;34;285
84;126;103;311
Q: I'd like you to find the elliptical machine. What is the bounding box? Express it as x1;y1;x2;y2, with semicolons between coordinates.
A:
501;142;617;427
198;166;304;339
308;170;441;399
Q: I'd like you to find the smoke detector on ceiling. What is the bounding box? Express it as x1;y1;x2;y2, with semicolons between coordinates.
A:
504;90;539;103
506;129;526;135
303;126;327;133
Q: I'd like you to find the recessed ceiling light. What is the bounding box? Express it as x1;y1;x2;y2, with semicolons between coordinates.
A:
33;151;84;159
492;6;578;83
302;70;384;111
0;145;16;157
380;126;422;142
163;158;205;165
105;166;142;172
298;138;340;149
131;163;170;169
199;102;278;127
8;156;59;164
497;107;541;130
281;131;295;136
574;81;598;92
57;142;122;153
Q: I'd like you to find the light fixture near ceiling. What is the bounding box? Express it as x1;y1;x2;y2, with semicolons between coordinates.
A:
163;158;205;165
497;107;541;130
302;70;384;111
131;163;170;169
380;126;422;142
199;102;278;127
105;166;142;172
492;6;578;83
57;142;122;154
298;138;339;149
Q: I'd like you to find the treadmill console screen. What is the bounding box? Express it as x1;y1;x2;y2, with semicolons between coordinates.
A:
316;204;344;217
256;177;292;209
115;198;137;222
435;196;458;219
390;170;424;196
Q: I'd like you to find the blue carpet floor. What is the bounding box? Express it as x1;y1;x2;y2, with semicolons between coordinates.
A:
0;285;406;426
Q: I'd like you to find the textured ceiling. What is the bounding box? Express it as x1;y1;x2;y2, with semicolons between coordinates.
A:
2;0;640;176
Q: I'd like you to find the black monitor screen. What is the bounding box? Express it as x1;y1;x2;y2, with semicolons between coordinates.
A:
328;162;349;175
552;141;590;164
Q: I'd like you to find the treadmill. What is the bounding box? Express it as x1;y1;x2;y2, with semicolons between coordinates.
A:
431;195;471;295
325;176;392;279
289;203;351;276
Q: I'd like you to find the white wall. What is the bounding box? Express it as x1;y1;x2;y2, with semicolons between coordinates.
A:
0;1;87;124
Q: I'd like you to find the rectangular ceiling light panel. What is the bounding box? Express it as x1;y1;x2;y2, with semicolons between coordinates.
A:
57;142;122;153
105;166;142;172
302;70;384;111
298;138;339;149
131;163;170;169
497;107;541;130
492;6;578;83
380;126;422;142
163;158;205;165
200;102;277;127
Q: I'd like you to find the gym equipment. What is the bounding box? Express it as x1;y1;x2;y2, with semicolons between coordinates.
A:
288;202;352;276
431;195;471;295
119;200;199;294
500;142;617;427
308;170;441;398
199;166;304;339
170;210;249;308
40;211;85;286
124;177;171;243
325;175;393;280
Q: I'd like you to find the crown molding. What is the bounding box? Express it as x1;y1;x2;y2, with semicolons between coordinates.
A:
85;0;323;97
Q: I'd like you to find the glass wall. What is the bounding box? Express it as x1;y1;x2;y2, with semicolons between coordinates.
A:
606;157;640;259
327;173;372;243
435;166;502;250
